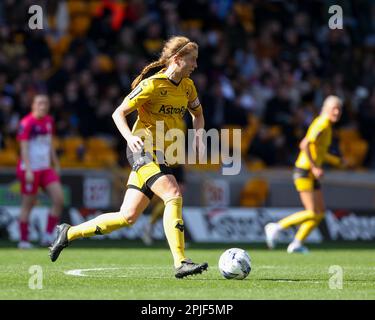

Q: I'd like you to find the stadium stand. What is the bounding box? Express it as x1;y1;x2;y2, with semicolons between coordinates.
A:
0;0;374;170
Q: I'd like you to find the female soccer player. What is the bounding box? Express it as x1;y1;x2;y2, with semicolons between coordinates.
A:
17;94;64;248
265;95;345;253
49;36;208;278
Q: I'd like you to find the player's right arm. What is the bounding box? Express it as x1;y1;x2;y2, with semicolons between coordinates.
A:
17;119;34;183
300;140;324;179
20;140;34;182
112;79;154;152
112;101;143;152
299;120;325;179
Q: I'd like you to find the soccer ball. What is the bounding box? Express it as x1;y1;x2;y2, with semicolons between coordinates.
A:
218;248;251;280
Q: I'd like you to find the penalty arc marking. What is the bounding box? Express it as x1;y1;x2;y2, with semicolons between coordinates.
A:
64;265;289;277
64;268;121;277
64;266;171;278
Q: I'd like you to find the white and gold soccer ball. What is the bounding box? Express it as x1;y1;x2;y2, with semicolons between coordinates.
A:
218;248;251;280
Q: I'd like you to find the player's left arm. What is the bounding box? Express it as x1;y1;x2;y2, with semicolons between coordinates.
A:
187;82;205;131
324;153;342;168
324;153;351;169
187;85;205;157
189;104;205;131
50;145;60;174
190;107;205;160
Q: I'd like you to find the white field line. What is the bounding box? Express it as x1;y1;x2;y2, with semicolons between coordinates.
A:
64;268;121;277
64;266;172;278
63;265;375;279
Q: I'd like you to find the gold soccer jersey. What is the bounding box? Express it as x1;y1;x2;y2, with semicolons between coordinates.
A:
295;115;334;170
123;72;202;157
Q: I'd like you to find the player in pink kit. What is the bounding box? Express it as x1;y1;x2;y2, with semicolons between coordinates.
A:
16;94;64;249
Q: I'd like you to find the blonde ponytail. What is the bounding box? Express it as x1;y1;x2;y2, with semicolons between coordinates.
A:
131;60;164;89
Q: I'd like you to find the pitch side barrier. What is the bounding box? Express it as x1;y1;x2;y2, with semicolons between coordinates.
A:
1;168;375;209
1;206;374;242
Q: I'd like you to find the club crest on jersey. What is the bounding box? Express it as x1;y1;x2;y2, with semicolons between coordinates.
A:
160;90;167;96
158;105;186;115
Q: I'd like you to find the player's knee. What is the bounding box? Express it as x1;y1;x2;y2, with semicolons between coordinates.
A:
161;185;182;202
125;217;137;226
122;209;138;226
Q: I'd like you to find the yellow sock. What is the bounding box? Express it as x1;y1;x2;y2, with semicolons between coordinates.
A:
150;200;165;225
295;214;324;241
67;212;130;241
279;210;316;229
163;196;186;268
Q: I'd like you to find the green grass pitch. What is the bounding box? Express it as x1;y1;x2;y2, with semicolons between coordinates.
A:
0;241;374;300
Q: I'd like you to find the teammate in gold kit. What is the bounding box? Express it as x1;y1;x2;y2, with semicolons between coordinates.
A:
49;36;208;278
265;96;345;253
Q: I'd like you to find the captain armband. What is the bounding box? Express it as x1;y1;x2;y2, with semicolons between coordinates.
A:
188;98;201;110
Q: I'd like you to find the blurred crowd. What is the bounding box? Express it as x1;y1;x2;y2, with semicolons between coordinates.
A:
0;0;375;168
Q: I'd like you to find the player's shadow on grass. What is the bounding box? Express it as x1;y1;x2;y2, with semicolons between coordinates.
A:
258;278;323;283
258;278;374;283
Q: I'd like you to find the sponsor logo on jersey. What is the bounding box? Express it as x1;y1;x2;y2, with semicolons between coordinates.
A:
158;105;186;115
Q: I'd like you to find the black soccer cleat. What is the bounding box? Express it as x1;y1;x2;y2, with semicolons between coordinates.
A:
49;223;70;262
175;259;208;279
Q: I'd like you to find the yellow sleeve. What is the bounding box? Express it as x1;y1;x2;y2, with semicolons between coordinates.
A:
123;79;154;109
305;118;325;143
187;81;203;116
324;153;341;167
